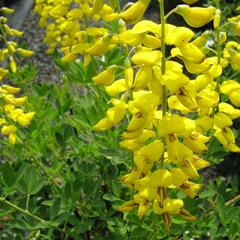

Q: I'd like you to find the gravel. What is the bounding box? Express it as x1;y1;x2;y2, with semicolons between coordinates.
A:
20;11;62;84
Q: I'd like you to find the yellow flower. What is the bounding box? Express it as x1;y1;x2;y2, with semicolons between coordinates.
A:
176;5;216;28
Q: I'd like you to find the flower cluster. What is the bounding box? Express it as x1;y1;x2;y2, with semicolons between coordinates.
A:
0;7;35;144
34;0;240;231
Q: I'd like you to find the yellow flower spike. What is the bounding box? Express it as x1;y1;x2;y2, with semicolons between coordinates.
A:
132;91;160;114
184;134;208;153
166;27;194;47
127;112;148;132
92;66;116;85
133;66;152;91
167;138;193;164
9;108;24;122
149;169;172;188
50;5;69;18
102;12;119;22
134;174;151;191
137;140;164;162
89;0;104;16
163;72;189;93
221;127;236;144
17;48;34;57
179;208;196;221
120;139;143;151
61;52;76;63
214;112;233;129
4;104;15;112
120;169;142;187
153;199;164;214
138;200;150;218
175;5;216;28
1;125;17;135
105;79;127;97
10;96;27;106
192;31;210;48
157;115;196;137
170;168;189;187
215;128;229;146
172;43;205;64
120;0;151;24
168;96;192;114
0;67;9;79
189;74;213;92
225;144;240;153
93;117;113;131
118;30;144;46
132;20;160;35
85;34;112;56
191;155;210;170
139;187;157;201
117;200;137;212
124;67;134;89
0;7;15;14
214;9;221;29
196;89;219;108
2;85;20;94
9;133;17;145
219;103;240;119
120;129;155;151
7;41;17;54
142;34;161;49
181;160;199;178
106;99;126;124
9;56;17;73
18;112;36;127
220;80;240;95
132;49;162;65
184;60;211;75
163;198;184;215
66;8;82;19
177;85;198;111
180;181;202;198
134;155;153;174
229;90;240;107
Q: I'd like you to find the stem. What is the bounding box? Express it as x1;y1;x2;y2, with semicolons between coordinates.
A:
26;194;30;211
0;197;44;222
160;0;167;118
212;1;221;117
226;194;240;206
159;0;167;169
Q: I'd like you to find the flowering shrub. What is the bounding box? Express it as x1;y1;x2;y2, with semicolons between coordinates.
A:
0;7;35;144
33;0;240;231
0;0;240;239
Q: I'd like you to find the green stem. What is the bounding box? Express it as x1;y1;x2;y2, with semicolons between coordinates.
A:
26;194;30;211
160;0;167;118
212;1;221;117
159;0;167;169
0;197;44;222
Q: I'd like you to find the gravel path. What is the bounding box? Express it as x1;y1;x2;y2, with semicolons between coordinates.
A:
20;11;62;84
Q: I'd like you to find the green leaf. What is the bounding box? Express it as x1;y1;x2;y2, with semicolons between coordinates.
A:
16;166;44;195
64;181;72;200
50;198;61;220
2;162;15;187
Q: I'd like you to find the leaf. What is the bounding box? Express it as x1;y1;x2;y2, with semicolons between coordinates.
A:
50;198;61;220
52;212;70;226
2;162;15;187
16;166;44;195
64;181;72;200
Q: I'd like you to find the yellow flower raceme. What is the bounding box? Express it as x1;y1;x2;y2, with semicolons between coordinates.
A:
120;0;151;24
175;5;216;28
